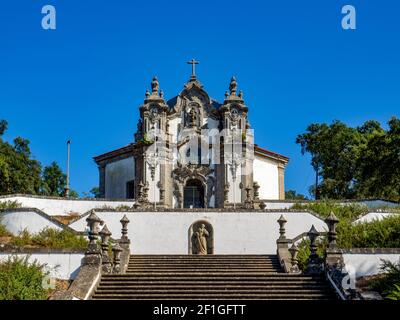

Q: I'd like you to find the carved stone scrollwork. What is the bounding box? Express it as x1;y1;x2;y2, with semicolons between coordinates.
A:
137;181;144;202
172;163;214;183
224;183;230;202
244;185;253;209
143;181;149;202
253;181;260;200
173;182;182;208
206;176;216;208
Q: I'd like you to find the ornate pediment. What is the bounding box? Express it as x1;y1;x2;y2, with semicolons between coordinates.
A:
172;163;214;183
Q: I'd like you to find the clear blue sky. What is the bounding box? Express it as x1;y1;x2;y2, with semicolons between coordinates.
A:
0;0;399;197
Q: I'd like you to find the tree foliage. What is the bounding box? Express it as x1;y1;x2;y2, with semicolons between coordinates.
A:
285;189;307;200
296;117;400;201
41;162;67;196
0;119;75;197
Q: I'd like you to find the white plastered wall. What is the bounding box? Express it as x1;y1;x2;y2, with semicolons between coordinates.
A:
343;254;400;278
0;196;136;216
253;156;279;199
69;211;327;254
1;210;63;235
105;157;135;199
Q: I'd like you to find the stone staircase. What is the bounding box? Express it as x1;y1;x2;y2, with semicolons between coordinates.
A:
92;255;337;300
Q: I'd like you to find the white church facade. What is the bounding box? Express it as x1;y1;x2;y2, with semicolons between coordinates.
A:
94;63;289;208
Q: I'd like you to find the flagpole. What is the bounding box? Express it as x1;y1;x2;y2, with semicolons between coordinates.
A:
65;140;71;197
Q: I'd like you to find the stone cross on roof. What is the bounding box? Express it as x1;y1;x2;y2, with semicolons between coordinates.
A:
187;59;199;79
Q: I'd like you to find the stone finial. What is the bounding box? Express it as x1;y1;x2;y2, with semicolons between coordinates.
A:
277;215;287;240
151;76;159;95
99;224;112;272
245;186;252;202
307;225;319;246
86;211;102;246
224;90;229;99
99;224;111;245
120;214;130;243
112;243;123;273
289;243;300;273
145;89;150;99
325;211;339;249
253;181;260;200
229;76;238;95
160;90;164;98
238;90;243;99
306;225;322;274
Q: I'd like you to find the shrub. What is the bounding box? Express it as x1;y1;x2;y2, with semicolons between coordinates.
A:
0;200;22;210
296;238;327;272
337;215;400;248
386;284;400;300
31;228;87;249
292;200;367;222
0;218;11;237
0;256;49;300
10;228;88;250
369;259;400;300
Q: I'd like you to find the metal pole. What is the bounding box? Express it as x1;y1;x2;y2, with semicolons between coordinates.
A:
65;140;71;198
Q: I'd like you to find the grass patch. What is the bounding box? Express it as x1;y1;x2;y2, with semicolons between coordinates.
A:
0;256;49;300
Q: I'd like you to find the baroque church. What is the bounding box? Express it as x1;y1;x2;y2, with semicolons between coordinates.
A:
94;61;289;209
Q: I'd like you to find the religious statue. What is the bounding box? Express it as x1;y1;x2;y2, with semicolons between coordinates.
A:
151;76;159;95
194;224;209;255
187;108;196;127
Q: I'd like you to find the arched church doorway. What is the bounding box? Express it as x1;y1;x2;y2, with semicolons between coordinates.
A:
183;179;204;208
188;220;214;254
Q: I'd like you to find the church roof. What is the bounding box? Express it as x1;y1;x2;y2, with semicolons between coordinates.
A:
166;95;221;110
254;145;289;163
94;143;289;165
94;143;134;164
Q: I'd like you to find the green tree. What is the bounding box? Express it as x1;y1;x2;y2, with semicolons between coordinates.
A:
0;122;42;195
296;118;399;201
41;162;67;197
90;187;101;198
285;190;307;200
0;119;76;198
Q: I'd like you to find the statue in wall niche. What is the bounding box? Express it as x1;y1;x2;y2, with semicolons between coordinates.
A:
187;108;197;127
194;224;209;255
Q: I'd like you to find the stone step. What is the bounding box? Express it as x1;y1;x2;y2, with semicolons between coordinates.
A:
128;261;281;264
129;255;278;257
101;275;325;281
128;260;280;264
127;267;281;274
96;285;331;290
92;293;335;299
95;289;334;295
92;254;336;300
